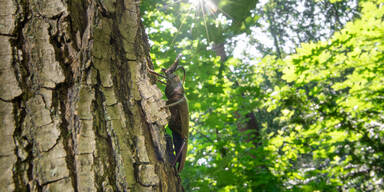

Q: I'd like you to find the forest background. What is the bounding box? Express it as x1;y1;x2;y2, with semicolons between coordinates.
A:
141;0;384;191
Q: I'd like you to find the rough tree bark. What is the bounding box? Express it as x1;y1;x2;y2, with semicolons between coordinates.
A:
0;0;183;191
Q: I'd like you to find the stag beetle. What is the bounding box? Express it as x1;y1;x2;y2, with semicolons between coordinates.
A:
147;54;189;172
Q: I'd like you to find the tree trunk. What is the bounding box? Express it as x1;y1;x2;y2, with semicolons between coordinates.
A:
0;0;183;191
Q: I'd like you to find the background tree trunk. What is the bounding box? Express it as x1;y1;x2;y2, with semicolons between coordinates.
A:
0;0;183;191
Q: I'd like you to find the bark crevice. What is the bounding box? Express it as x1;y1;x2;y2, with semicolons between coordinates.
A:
12;94;30;191
92;68;119;191
58;85;79;192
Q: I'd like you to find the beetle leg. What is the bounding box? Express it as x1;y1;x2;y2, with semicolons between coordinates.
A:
155;78;167;85
145;56;167;79
147;68;167;79
172;139;187;166
146;66;167;84
164;97;186;108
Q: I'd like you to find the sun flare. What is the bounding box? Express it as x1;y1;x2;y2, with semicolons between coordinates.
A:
188;0;217;15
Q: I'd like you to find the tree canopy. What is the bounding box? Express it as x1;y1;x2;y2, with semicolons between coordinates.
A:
141;0;384;191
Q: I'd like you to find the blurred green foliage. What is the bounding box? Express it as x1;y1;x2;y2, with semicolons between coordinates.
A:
140;0;384;191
